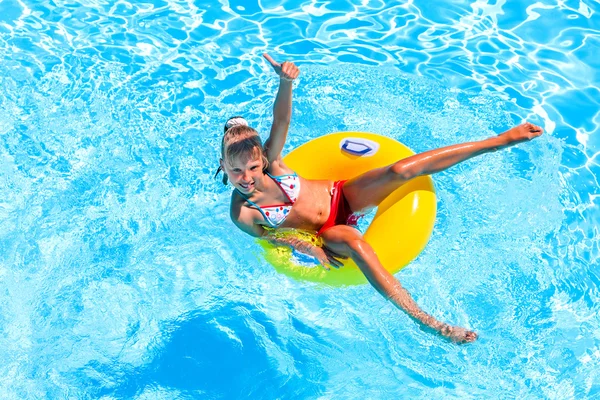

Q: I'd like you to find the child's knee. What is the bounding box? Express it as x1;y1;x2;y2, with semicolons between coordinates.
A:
390;162;417;181
346;239;371;260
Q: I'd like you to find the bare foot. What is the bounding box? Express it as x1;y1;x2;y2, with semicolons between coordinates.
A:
440;324;479;344
498;122;543;148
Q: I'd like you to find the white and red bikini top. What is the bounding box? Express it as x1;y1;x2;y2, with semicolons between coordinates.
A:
237;172;300;228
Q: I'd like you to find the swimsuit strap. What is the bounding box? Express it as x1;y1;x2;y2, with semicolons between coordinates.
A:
266;171;298;180
234;171;299;228
235;189;280;228
233;172;288;205
236;191;259;208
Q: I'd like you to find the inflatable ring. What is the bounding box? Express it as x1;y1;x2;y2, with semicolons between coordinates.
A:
259;132;437;286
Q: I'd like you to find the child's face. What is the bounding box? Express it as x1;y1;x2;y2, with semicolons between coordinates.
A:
222;151;264;194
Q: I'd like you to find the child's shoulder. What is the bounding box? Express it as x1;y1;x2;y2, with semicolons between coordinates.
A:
229;189;246;208
229;191;251;221
229;190;265;237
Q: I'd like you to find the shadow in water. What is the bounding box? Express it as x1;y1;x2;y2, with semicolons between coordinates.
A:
96;302;327;398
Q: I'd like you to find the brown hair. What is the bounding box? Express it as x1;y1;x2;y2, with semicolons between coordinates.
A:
215;123;269;185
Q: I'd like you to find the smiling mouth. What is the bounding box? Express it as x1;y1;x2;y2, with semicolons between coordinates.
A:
239;182;254;190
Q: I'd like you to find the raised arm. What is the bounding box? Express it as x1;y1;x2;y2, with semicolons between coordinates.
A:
262;53;300;164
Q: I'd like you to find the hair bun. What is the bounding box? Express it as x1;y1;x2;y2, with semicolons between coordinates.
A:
224;116;249;132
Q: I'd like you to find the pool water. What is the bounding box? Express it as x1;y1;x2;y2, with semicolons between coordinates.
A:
0;0;599;398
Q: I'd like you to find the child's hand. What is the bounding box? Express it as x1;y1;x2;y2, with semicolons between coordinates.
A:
286;238;344;271
263;53;300;81
307;246;340;271
306;244;346;271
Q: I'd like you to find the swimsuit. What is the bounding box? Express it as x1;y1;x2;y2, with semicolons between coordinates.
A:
316;180;361;237
238;174;360;234
238;172;300;228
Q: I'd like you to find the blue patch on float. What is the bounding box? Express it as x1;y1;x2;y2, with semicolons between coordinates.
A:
340;137;380;156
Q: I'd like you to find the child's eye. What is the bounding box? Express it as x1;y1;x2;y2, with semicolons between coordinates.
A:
250;166;258;170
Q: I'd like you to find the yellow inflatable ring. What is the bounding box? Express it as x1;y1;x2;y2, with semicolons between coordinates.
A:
260;132;437;286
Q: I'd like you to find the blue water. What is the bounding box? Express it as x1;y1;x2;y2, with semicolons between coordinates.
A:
1;0;599;398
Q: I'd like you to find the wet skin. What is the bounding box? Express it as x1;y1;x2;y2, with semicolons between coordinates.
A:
225;53;543;343
225;154;334;231
226;122;543;343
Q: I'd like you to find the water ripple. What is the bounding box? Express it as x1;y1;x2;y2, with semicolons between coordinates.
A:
1;0;599;397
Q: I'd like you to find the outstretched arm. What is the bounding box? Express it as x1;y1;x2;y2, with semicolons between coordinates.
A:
262;53;300;164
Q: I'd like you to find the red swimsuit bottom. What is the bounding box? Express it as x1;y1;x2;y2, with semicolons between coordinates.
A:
316;180;362;237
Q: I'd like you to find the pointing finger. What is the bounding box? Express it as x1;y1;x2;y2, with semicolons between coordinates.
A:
319;258;330;271
263;53;279;68
324;247;346;259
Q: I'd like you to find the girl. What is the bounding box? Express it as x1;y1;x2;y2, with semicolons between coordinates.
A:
216;54;543;343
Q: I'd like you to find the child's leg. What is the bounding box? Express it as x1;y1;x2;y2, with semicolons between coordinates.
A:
343;122;543;213
320;225;478;343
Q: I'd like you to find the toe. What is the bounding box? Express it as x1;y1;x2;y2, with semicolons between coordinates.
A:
465;331;478;342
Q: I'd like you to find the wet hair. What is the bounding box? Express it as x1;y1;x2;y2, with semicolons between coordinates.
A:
215;116;269;185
